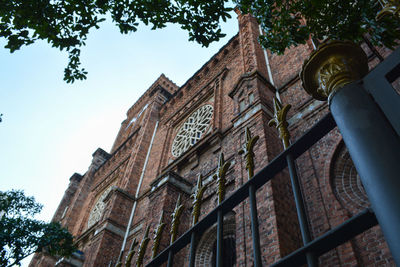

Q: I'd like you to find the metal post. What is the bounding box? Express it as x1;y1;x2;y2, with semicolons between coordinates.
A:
216;210;223;267
249;184;262;267
329;81;400;265
167;250;173;267
188;231;197;267
286;154;318;267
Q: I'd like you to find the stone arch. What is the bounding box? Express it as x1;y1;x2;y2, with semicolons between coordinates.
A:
195;212;236;267
330;141;370;215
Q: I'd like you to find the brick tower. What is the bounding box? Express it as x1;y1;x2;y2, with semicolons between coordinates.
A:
30;12;394;267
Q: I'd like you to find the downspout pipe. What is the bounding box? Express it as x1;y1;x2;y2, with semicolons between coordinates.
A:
118;120;159;258
259;25;281;103
259;25;275;88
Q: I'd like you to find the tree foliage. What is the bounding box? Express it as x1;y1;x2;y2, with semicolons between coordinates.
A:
237;0;400;54
0;0;398;83
0;190;75;267
0;0;232;83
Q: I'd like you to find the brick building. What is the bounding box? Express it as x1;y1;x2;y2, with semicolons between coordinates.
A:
30;12;395;267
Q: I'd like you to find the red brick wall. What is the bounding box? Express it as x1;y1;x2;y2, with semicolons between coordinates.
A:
32;13;395;267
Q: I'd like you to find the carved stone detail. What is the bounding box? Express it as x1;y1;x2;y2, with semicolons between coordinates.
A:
87;186;113;228
171;105;213;157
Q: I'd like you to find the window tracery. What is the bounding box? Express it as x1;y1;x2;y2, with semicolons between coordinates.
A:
171;105;213;157
87;186;113;228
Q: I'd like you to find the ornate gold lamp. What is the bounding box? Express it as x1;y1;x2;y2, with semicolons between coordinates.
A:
300;41;369;103
377;0;400;20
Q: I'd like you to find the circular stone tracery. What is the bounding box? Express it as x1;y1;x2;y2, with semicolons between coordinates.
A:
87;186;113;228
171;105;213;157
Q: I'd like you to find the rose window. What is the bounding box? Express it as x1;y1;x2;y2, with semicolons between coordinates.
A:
171;105;213;157
88;186;113;228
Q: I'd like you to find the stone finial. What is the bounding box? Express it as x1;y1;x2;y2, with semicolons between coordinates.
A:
300;41;368;103
239;127;259;178
124;238;138;267
268;97;291;149
136;226;150;267
151;211;166;258
170;195;184;243
213;152;231;204
191;174;207;225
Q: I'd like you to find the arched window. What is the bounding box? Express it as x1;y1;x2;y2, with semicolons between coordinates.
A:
210;236;236;267
195;213;236;267
331;142;370;215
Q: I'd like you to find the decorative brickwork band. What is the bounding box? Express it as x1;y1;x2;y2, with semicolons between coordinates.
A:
125;238;138;267
192;174;207;225
268;97;291;149
300;41;368;103
213;152;231;204
239;127;259;178
136;226;150;267
170;194;184;243
152;211;166;258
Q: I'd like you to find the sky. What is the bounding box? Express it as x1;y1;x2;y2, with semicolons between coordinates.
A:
0;13;238;266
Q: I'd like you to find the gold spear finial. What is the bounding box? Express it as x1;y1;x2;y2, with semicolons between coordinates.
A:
377;0;400;20
213;152;231;204
125;238;138;267
151;211;166;258
268;97;292;149
191;174;207;225
239;127;259;178
170;194;184;243
135;225;150;267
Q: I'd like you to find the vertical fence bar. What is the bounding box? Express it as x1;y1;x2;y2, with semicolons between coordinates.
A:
249;184;262;267
239;127;262;266
216;209;223;267
188;232;197;267
269;97;318;266
167;250;173;267
286;154;318;267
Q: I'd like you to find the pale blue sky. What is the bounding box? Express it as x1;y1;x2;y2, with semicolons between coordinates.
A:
0;13;238;265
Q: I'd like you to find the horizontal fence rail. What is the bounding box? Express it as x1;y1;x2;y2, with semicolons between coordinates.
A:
146;113;339;267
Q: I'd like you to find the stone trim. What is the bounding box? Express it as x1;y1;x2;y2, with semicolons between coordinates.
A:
150;171;193;195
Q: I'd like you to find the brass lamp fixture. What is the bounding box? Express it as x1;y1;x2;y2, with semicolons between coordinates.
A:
300;41;369;103
377;0;400;20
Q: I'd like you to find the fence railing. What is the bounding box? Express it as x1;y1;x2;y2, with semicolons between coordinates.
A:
143;112;380;267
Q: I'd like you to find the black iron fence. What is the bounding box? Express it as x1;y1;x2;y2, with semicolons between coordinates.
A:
145;47;400;267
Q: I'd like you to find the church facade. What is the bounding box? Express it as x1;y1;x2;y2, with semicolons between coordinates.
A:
30;12;394;267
